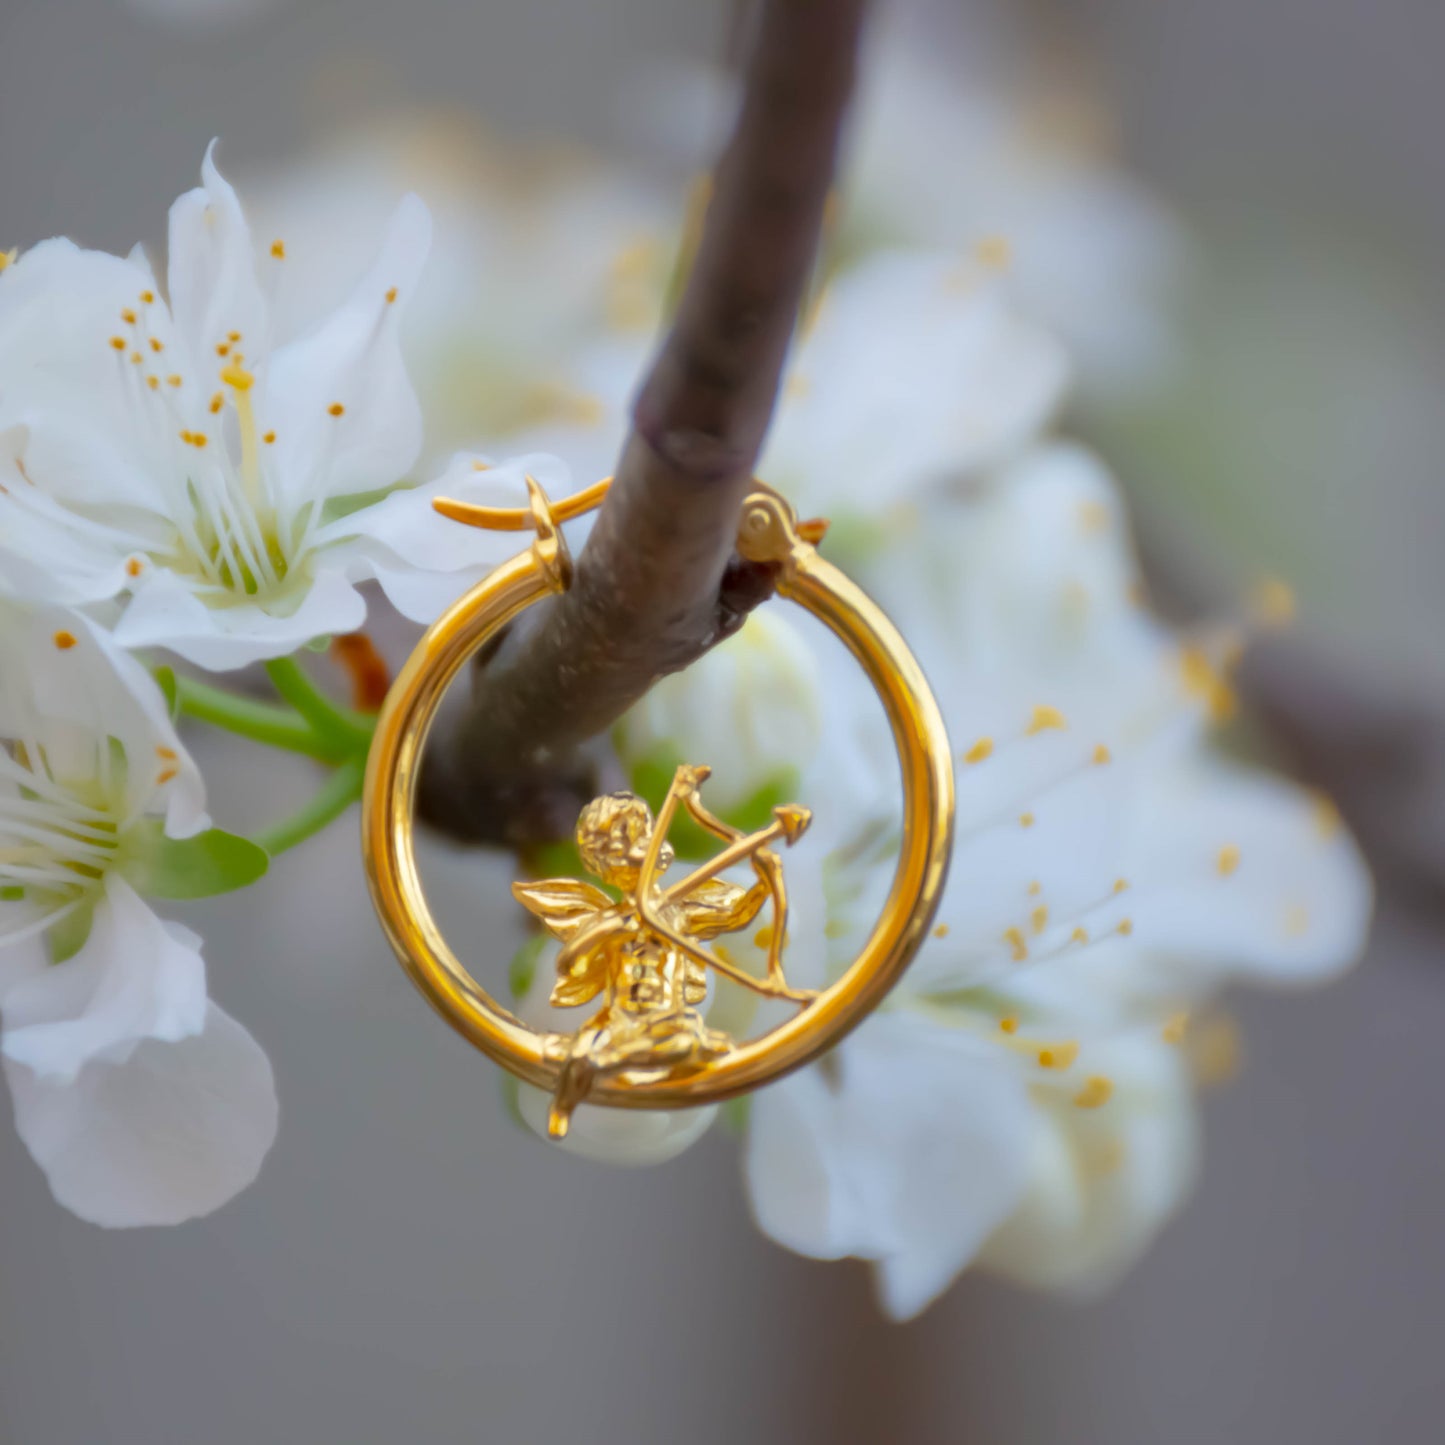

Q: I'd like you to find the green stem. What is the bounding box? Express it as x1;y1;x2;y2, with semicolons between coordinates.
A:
264;656;373;750
175;674;345;760
255;753;367;857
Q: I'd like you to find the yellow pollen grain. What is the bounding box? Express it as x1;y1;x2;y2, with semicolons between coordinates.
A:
1117;918;1134;937
1251;576;1297;627
1027;880;1042;897
932;922;950;939
215;343;230;357
156;767;179;785
1027;704;1068;735
140;289;155;305
130;352;143;365
1074;1075;1114;1109
150;338;164;353
167;375;182;388
228;331;242;344
178;430;193;444
472;460;491;472
1113;878;1128;894
1003;927;1028;962
385;286;398;304
1037;1041;1079;1071
121;308;138;325
1311;791;1342;840
110;336;127;351
209;392;225;415
126;557;144;577
1070;926;1089;945
999;1016;1019;1035
52;630;77;650
1030;905;1049;935
1217;844;1241;877
974;234;1013;270
328;402;345;418
1162;1012;1189;1045
156;746;177;761
1092;744;1112;765
263;430;276;444
1019;812;1035;829
271;239;286;260
146;376;159;390
963;737;994;765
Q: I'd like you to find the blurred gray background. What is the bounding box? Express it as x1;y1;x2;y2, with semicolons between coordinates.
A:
2;1;1442;1442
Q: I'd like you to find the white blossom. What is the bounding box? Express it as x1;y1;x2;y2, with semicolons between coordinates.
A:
0;145;527;670
0;605;276;1224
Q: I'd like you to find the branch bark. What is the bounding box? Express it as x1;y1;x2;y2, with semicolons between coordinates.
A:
420;0;869;845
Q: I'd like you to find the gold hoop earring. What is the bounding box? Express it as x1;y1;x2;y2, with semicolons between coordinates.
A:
362;476;955;1139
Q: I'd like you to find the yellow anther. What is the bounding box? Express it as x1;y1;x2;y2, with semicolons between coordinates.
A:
215;343;230;357
328;402;345;418
126;557;144;577
52;629;77;650
1073;1075;1114;1109
472;460;491;472
121;308;137;325
271;239;286;259
1180;644;1239;723
167;375;182;387
146;376;160;390
1019;812;1035;828
1189;1014;1242;1087
1113;878;1128;894
1003;927;1028;962
149;338;163;353
1092;744;1112;765
156;745;177;761
1030;905;1049;935
209;393;225;415
974;234;1013;270
227;330;242;344
178;430;193;444
932;922;950;939
1117;918;1134;937
1217;844;1241;877
1162;1012;1189;1045
0;248;17;272
140;289;155;304
1027;880;1042;897
1037;1041;1079;1071
1311;791;1342;841
263;430;276;444
385;286;398;304
999;1016;1019;1034
1251;576;1297;628
963;737;994;764
1070;926;1089;945
130;352;143;365
220;359;254;391
753;924;774;949
156;767;179;785
1027;704;1068;735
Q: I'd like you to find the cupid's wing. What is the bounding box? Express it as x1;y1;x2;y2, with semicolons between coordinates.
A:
512;878;613;941
678;877;765;941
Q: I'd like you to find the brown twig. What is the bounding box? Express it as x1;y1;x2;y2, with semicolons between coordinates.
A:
420;0;869;845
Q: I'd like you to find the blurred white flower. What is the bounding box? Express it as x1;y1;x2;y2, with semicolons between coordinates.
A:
0;145;524;670
735;443;1370;1316
0;605;276;1225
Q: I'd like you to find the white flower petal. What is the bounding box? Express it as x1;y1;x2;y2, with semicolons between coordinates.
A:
0;604;207;835
1122;760;1373;985
261;193;432;510
0;874;206;1083
745;1012;1033;1319
166;141;270;375
4;1001;278;1227
114;565;367;670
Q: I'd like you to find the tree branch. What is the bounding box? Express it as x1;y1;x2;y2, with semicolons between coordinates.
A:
420;0;869;845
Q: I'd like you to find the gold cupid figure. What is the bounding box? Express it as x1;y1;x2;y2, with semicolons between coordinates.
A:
514;763;816;1138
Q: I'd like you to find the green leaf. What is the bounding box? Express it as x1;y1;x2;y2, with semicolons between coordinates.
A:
152;665;181;721
119;821;269;900
50;900;96;964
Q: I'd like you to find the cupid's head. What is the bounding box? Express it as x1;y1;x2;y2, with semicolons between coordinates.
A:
575;791;673;889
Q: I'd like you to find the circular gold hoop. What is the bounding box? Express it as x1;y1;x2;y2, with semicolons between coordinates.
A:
362;483;955;1110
